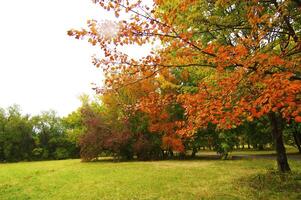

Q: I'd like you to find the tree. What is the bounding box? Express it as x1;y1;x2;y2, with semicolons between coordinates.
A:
32;110;77;160
69;0;301;172
79;84;165;161
0;105;35;161
79;101;133;161
284;120;301;153
62;109;85;157
241;118;272;150
0;105;80;162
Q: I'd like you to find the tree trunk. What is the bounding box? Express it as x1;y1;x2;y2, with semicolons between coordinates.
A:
258;144;264;150
208;138;212;150
162;150;167;160
191;147;197;158
169;149;174;158
293;130;301;153
269;112;291;172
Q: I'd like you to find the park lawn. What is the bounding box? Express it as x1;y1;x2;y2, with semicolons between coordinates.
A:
229;146;300;156
195;146;299;157
0;159;301;200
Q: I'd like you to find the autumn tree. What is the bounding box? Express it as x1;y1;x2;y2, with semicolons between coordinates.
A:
102;86;164;160
69;0;301;172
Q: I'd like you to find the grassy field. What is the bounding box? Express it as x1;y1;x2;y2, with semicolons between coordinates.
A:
0;158;301;200
194;145;300;156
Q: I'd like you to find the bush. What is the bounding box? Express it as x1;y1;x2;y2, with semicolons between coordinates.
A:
54;148;69;160
32;148;44;160
133;134;163;160
42;149;49;160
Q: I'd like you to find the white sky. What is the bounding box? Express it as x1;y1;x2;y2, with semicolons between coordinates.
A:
0;0;144;116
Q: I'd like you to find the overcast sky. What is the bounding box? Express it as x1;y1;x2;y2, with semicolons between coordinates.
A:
0;0;122;116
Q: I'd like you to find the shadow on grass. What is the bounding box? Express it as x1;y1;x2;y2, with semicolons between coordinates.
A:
235;170;301;199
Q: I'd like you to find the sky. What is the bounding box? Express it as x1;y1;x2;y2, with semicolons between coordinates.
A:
0;0;125;116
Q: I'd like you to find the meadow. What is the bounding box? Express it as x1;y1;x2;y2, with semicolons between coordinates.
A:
1;158;301;200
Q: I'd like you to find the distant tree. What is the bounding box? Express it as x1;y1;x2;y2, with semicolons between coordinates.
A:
31;110;78;160
62;110;85;157
79;104;133;161
284;121;301;153
0;105;35;161
241;118;272;150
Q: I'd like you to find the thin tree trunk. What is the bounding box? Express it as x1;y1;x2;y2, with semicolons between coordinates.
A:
191;147;197;158
269;112;291;172
169;149;174;158
162;150;167;160
293;130;301;153
208;137;212;150
258;144;264;150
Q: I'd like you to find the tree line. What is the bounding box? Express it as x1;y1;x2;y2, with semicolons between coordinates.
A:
1;98;300;163
78;93;301;161
0;105;80;162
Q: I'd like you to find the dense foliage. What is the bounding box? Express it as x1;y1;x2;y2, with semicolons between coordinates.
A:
0;105;80;162
71;94;301;162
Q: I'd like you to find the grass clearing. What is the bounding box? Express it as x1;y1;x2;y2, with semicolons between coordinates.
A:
230;146;299;156
0;159;301;200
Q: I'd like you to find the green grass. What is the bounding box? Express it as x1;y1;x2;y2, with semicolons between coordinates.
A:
0;159;301;200
230;146;299;156
194;146;299;156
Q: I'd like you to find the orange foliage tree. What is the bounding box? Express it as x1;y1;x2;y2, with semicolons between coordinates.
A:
69;0;301;172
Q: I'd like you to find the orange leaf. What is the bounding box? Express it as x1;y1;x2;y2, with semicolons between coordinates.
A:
295;116;301;123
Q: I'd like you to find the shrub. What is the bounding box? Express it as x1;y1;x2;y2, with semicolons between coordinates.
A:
32;148;44;160
54;148;69;160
